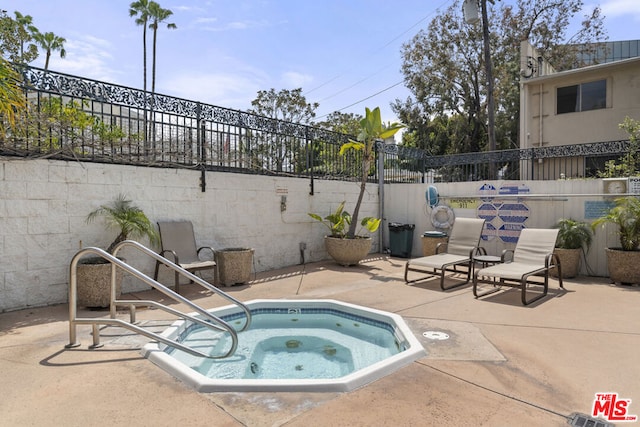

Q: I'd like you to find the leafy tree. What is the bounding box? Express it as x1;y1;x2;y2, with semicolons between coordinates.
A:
248;88;319;172
147;2;176;94
33;31;66;70
0;10;39;64
316;111;362;137
394;0;606;157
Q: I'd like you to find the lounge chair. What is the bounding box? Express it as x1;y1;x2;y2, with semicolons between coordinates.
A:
404;217;486;290
472;228;563;305
153;221;216;293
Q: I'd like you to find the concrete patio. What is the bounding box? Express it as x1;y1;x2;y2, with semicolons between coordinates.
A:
1;256;638;426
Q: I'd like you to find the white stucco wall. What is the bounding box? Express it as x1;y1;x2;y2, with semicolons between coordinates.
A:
0;158;379;312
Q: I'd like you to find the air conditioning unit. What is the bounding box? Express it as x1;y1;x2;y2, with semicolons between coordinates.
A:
602;177;628;195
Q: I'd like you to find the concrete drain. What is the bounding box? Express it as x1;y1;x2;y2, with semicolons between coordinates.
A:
423;331;449;340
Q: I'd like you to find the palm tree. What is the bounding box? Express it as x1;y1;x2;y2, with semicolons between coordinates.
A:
129;0;153;96
148;2;176;94
33;31;66;70
13;11;39;63
86;194;159;254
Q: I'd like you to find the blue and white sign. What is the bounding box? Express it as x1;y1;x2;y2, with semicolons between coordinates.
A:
499;223;525;243
498;203;529;223
478;183;497;202
481;222;497;241
477;203;498;222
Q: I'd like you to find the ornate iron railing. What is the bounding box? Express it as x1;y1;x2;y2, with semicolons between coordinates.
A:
0;65;631;184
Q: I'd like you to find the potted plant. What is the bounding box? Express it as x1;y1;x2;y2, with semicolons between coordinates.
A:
77;194;159;307
309;201;381;266
592;196;640;285
551;218;593;278
309;107;404;266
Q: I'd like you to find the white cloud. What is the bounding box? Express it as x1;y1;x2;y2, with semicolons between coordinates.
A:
161;71;264;110
598;0;640;19
280;71;314;89
42;35;121;83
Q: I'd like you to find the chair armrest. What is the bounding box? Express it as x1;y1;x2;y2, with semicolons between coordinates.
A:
159;249;179;264
435;242;448;254
471;246;487;258
197;246;215;260
501;249;514;263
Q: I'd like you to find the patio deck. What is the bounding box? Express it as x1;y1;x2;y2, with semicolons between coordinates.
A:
1;256;638;426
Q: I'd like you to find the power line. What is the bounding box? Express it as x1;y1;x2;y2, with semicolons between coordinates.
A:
315;80;404;120
310;0;453;117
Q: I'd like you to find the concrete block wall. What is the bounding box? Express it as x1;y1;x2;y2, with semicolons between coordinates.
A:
0;158;379;312
382;179;622;277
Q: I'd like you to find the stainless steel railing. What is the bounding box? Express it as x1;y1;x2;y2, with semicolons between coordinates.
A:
67;240;252;359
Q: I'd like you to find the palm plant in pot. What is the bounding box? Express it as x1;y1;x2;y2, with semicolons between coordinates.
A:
309;107;404;266
551;218;593;278
78;194;159;307
591;196;640;285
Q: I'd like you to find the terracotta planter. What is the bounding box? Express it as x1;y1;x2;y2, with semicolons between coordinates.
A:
324;236;372;266
76;260;123;308
215;248;254;286
606;248;640;285
551;248;581;279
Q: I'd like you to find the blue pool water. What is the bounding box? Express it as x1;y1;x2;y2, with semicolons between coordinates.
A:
168;310;402;380
142;300;426;392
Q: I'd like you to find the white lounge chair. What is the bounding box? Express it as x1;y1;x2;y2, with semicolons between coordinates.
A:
404;217;486;290
473;228;563;305
153;221;216;293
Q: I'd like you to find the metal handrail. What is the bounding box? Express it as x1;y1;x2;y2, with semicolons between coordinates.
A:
67;241;252;359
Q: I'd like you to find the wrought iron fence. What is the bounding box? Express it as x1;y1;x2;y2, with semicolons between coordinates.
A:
0;65;631;184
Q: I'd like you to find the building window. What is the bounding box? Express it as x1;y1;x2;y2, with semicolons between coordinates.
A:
557;79;606;114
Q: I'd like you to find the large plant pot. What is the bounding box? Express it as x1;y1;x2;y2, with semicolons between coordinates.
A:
215;248;254;286
551;248;581;279
606;248;640;285
324;236;373;266
76;260;123;308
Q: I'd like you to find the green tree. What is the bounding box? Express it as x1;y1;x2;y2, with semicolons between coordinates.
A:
394;0;606;156
249;88;319;172
129;0;153;95
0;10;40;63
147;2;176;94
0;58;26;135
316;111;362;137
33;31;66;70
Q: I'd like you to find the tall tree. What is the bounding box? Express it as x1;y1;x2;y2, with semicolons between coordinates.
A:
129;0;153;95
0;10;39;63
394;0;606;155
0;57;26;136
33;31;66;69
249;88;319;172
147;2;176;94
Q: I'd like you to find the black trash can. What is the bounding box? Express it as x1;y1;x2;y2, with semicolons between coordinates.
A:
388;223;415;258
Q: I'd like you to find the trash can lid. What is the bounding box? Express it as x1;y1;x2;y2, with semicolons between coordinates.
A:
389;223;415;230
423;231;447;237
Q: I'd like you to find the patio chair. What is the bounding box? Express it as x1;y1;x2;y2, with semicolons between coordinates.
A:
472;228;563;305
153;221;216;293
404;217;486;290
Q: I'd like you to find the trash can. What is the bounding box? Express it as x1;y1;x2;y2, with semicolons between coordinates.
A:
421;231;448;256
388;223;415;258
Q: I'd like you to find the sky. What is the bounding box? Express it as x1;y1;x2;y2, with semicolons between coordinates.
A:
4;0;640;124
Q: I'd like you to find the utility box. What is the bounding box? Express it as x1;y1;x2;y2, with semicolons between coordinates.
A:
388;223;415;258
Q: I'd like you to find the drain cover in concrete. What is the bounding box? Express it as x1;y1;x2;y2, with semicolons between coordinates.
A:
423;331;450;340
407;318;505;361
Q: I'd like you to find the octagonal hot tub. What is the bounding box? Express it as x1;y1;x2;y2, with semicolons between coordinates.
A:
141;299;426;392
